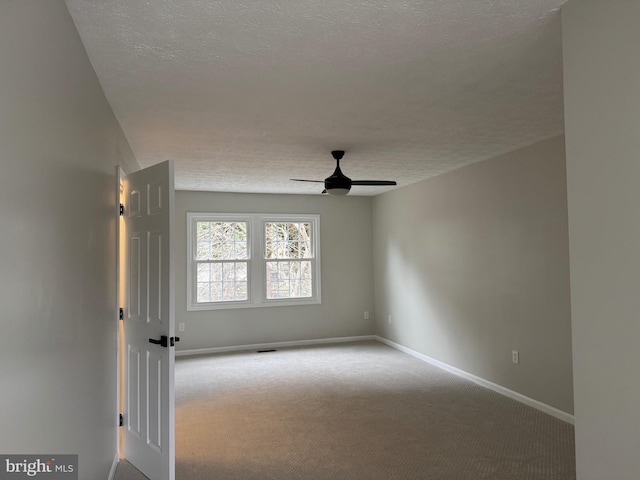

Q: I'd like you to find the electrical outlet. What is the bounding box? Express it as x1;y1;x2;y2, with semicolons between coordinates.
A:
512;350;519;364
388;315;392;325
179;322;185;332
364;311;369;320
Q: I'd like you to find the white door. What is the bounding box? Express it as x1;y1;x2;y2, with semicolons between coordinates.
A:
122;160;175;480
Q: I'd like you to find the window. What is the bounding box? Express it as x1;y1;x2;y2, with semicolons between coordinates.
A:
187;213;320;310
195;220;248;303
265;221;313;299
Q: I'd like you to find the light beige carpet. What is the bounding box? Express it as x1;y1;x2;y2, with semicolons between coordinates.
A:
113;460;148;480
173;341;575;480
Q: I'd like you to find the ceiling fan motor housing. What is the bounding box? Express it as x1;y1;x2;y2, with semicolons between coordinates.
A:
325;150;351;194
325;168;351;190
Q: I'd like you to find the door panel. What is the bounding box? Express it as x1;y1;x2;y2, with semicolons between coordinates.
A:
129;234;141;320
128;345;141;438
148;231;163;323
122;160;175;480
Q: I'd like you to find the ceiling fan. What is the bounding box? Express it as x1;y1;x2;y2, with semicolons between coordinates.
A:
291;150;397;195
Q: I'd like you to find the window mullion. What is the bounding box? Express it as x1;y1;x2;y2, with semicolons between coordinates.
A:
250;216;262;304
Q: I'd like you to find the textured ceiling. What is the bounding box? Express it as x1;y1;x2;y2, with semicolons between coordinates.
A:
65;0;566;195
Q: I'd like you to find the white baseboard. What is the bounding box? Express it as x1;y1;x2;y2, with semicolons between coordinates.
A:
107;452;119;480
376;336;574;425
176;335;377;357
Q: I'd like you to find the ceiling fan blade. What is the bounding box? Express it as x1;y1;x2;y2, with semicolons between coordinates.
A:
290;179;324;183
351;180;397;186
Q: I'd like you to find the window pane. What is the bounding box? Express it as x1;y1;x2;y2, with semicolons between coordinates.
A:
232;223;248;259
236;239;248;259
300;260;312;279
196;282;211;303
222;262;234;281
210;282;222;301
223;282;236;301
300;223;312;258
236;262;247;281
265;261;278;298
211;263;222;281
236;283;247;299
195;260;248;303
196;241;209;260
197;263;210;282
266;259;312;299
211;223;225;243
265;222;312;259
196;221;247;261
300;278;312;297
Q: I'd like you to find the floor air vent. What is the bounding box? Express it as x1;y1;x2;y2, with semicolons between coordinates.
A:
256;349;277;353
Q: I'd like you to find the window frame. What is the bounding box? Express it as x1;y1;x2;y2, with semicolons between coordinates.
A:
187;212;321;311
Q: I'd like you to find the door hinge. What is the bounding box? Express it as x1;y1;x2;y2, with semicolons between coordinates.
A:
119;413;124;427
119;308;124;320
119;203;124;216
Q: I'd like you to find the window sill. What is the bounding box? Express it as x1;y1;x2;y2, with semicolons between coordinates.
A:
187;297;322;312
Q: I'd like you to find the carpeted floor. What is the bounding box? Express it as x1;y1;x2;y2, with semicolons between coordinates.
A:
174;341;575;480
115;340;575;479
113;459;148;480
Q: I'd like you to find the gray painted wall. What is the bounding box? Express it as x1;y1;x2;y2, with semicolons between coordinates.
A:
372;136;574;414
0;1;138;478
175;191;375;351
563;1;640;478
